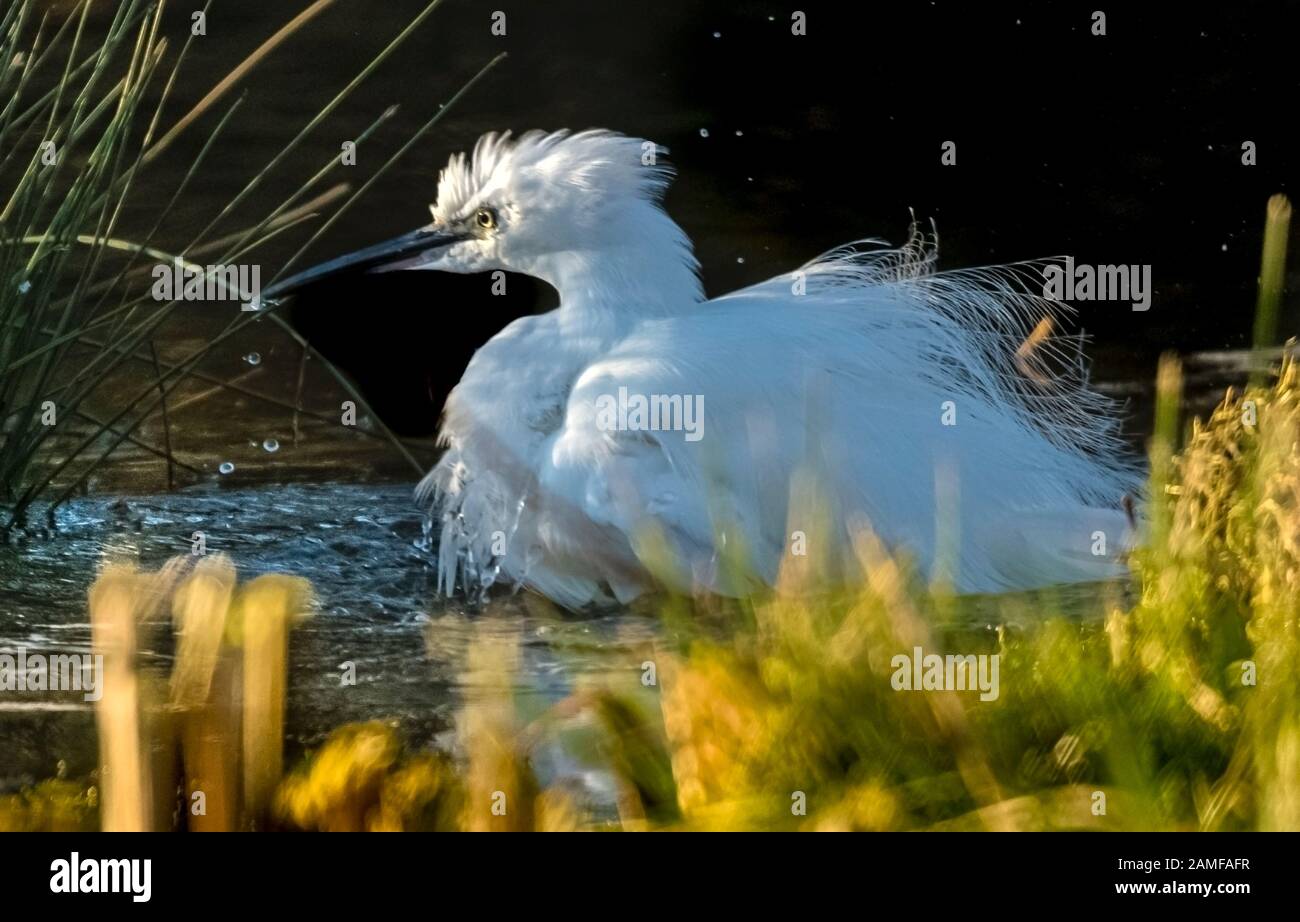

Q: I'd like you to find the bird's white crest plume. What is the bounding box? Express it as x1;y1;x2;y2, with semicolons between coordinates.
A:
322;128;1142;609
433;129;677;223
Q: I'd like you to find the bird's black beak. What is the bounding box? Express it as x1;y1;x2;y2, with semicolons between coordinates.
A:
262;224;467;301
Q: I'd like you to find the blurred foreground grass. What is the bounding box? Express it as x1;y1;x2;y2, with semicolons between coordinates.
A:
3;349;1297;832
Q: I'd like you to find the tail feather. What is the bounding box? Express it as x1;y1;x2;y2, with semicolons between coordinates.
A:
727;223;1144;508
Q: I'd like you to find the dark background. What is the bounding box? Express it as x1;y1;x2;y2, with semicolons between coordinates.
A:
142;0;1298;437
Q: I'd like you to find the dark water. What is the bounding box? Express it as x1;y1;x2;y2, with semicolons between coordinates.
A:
64;0;1300;442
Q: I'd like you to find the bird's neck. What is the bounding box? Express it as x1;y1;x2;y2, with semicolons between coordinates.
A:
528;210;705;339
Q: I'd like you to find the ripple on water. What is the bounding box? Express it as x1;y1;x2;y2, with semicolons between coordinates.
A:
0;483;654;793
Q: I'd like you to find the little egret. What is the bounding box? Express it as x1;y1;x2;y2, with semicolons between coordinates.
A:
277;130;1141;608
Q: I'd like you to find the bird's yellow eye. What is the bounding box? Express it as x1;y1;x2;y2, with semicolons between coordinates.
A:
475;207;497;230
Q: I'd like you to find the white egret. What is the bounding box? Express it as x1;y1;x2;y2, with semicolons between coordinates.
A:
277;130;1141;609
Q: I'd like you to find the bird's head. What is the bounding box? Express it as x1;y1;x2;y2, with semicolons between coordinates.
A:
271;130;699;303
421;129;681;274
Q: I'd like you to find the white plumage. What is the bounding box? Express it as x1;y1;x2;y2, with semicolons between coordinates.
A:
369;129;1140;608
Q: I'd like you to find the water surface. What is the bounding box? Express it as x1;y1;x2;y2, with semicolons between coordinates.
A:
0;483;657;790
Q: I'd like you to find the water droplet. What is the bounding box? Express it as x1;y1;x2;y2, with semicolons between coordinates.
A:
218;461;235;475
737;257;745;264
244;352;261;366
262;438;280;453
17;279;31;294
699;128;710;138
